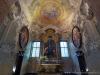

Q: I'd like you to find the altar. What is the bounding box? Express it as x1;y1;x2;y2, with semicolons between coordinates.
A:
39;59;61;73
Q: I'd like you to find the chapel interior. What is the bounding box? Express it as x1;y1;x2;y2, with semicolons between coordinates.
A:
0;0;100;75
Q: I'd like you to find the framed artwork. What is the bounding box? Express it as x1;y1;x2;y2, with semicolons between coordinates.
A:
72;26;82;48
18;26;29;49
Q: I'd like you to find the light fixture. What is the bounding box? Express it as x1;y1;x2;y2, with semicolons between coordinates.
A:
86;68;89;72
13;66;16;73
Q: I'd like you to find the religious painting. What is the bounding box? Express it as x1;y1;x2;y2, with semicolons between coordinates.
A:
44;36;56;58
40;29;58;58
18;26;29;49
72;26;82;48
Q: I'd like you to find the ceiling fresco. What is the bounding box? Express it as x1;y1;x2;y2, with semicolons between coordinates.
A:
32;0;73;25
18;0;79;37
20;0;74;26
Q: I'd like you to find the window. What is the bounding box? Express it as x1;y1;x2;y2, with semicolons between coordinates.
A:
31;42;40;57
60;41;69;57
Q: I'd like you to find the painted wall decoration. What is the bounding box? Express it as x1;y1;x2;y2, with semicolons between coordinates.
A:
18;26;29;49
72;26;82;48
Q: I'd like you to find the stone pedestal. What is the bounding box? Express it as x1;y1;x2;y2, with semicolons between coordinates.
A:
13;51;24;75
76;51;88;75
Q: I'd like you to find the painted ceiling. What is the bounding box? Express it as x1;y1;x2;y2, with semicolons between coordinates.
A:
33;0;73;25
20;0;74;26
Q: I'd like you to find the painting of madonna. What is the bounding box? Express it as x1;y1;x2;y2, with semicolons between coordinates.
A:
72;26;82;48
18;26;29;49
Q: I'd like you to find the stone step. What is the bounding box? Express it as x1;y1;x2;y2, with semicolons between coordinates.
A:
24;73;61;75
39;73;61;75
39;72;78;75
